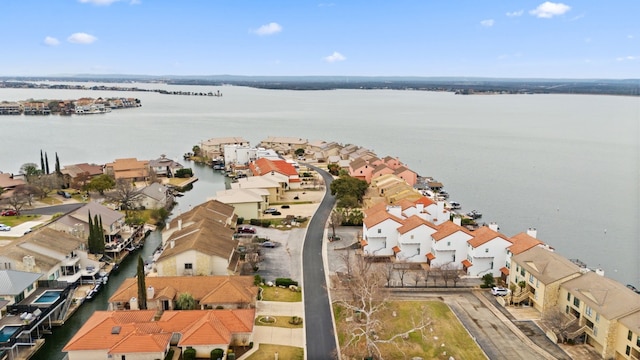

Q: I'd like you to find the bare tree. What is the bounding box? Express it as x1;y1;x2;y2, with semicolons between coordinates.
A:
541;307;580;343
439;262;459;288
430;266;440;287
329;209;343;239
383;262;394;287
410;270;422;288
109;178;143;210
335;254;431;359
395;262;410;288
3;185;34;213
28;174;62;199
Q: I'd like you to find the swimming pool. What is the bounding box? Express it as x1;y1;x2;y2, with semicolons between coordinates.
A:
32;290;63;305
0;326;20;343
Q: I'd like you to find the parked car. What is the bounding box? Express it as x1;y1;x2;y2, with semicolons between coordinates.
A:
491;286;510;296
261;241;277;248
270;211;282;216
237;226;256;234
0;224;11;231
0;209;17;216
281;205;290;209
263;208;277;214
57;190;72;199
328;234;341;241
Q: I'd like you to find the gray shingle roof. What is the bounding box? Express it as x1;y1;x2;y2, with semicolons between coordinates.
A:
0;270;43;295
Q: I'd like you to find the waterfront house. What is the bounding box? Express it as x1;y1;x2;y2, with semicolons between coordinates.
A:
428;218;475;269
60;163;103;189
148;154;183;178
224;144;257;169
64;309;255;360
615;309;640;359
108;275;258;311
258;136;308;155
230;176;282;203
465;223;514;278
394;215;439;263
139;182;171;210
0;270;42;307
509;246;583;313
366;174;423;207
0;102;21;115
557;271;640;359
50;201;126;244
214;188;268;220
349;158;381;183
0;228;99;284
361;207;404;258
200;137;250;159
249;158;301;190
103;157;149;181
501;229;545;282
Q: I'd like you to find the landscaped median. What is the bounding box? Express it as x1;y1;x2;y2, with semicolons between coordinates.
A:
244;344;303;360
259;285;302;302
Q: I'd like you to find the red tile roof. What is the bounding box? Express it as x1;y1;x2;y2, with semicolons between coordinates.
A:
461;259;473;268
363;210;403;229
426;253;435;260
392;246;401;254
397;215;438;234
467;226;513;248
508;232;544;255
431;220;473;241
500;267;510;276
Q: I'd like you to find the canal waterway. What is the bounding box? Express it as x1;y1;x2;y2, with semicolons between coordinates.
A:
31;163;227;359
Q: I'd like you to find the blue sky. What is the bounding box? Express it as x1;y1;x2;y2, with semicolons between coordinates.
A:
1;0;638;78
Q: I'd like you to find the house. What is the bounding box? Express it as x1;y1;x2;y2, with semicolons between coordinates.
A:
0;228;99;284
394;215;438;263
0;173;25;198
465;223;514;277
249;158;301;190
428;218;474;268
103;157;149;181
64;309;255;360
0;270;43;306
509;246;583;313
361;208;404;258
50;202;126;245
148;154;183;178
230;176;282;203
616;309;640;359
60;163;103;189
224;144;257;168
200;137;250;159
213;188;268;220
108;275;258;311
501;229;545;282
155;201;239;276
139;182;171;210
556;272;640;359
258;136;308;155
392;166;418;187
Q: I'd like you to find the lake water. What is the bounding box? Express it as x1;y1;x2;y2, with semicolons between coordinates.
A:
0;83;637;286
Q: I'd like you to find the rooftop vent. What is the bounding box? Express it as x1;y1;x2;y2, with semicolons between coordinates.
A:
111;326;121;335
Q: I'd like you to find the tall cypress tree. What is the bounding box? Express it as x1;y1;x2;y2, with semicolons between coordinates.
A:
97;215;105;254
137;256;147;310
40;150;45;174
87;211;95;253
55;152;61;175
44;152;50;175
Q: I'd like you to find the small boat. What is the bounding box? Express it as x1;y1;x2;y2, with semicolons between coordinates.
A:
449;201;461;210
466;210;482;219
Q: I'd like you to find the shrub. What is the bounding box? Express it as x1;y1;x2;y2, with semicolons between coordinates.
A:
275;278;298;287
175;168;194;178
289;316;303;325
211;348;224;360
164;348;175;360
249;342;254;349
481;273;495;288
254;274;262;285
184;347;196;360
226;349;235;360
236;217;244;224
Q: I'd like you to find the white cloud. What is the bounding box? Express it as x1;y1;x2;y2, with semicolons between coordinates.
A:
530;2;571;18
480;19;495;27
252;22;283;36
323;51;346;63
44;36;60;46
318;3;335;7
67;33;98;44
616;56;638;61
506;10;524;17
628;35;635;39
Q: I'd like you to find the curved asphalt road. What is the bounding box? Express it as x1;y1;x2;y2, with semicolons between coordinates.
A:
20;203;84;216
302;165;338;359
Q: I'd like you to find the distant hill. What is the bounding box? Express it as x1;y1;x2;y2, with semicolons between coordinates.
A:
1;75;638;96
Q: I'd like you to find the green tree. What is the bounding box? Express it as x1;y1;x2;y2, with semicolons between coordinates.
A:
137;256;147;310
87;174;115;195
40;150;45;174
55;152;61;176
294;148;305;157
20;163;41;178
175;168;193;178
211;348;224;360
44;152;50;175
175;292;196;310
192;145;201;157
330;175;368;206
327;163;340;176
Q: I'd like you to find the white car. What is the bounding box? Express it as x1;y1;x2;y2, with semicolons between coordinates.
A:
0;224;11;231
263;208;277;214
491;286;510;296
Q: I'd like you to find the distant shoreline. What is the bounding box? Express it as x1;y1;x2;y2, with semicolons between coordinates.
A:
1;77;638;96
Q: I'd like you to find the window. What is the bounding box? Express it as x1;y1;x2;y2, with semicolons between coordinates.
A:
410;235;414;239
184;263;193;270
27;284;34;292
377;229;381;234
536;279;539;288
529;274;534;283
593;326;598;337
565;305;569;314
628;330;632;341
520;268;525;276
490;261;494;269
626;345;631;356
485;248;489;253
585;306;592;317
595;313;599;322
567;292;571;301
573;297;580;307
447;241;451;246
637;336;640;348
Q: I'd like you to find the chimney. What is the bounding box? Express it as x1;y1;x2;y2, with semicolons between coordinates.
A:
146;286;155;299
488;222;499;232
165;222;170;230
527;228;537;238
170;240;175;249
595;268;605;276
436;201;445;223
453;216;461;226
178;219;182;231
416;203;424;213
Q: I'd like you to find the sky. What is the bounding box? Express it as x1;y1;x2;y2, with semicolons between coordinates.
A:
1;0;638;79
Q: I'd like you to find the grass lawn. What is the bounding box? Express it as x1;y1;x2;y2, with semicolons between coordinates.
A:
254;315;303;329
260;286;302;302
0;215;41;227
334;300;485;360
38;196;63;205
245;344;303;360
